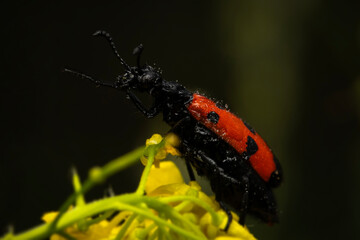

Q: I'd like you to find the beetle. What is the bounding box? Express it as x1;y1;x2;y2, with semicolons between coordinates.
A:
65;30;282;231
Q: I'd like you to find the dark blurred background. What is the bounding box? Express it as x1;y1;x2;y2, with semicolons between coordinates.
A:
1;1;359;239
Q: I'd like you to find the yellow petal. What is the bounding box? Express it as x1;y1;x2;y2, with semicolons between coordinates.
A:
200;212;219;239
217;211;256;240
146;134;163;146
164;146;181;157
145;161;184;194
148;183;187;197
42;212;58;223
215;237;248;240
164;133;180;147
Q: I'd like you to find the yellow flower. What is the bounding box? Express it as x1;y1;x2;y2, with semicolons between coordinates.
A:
141;133;181;167
42;211;122;240
145;161;256;240
41;160;255;240
35;134;256;240
200;210;256;240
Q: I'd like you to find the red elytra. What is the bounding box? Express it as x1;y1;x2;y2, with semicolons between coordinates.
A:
187;93;276;182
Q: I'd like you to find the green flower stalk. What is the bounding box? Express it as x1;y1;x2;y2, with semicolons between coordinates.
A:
1;134;256;240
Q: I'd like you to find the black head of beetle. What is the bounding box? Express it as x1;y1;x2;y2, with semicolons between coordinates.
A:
64;30;165;98
118;64;163;94
64;30;193;124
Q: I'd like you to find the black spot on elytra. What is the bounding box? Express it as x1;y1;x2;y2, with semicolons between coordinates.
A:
243;120;256;134
246;136;258;156
207;111;220;124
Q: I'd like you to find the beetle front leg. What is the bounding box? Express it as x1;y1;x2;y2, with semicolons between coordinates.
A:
126;90;160;118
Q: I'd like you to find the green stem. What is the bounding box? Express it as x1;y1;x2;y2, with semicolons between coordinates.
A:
114;213;137;240
8;147;144;240
100;146;145;179
9;194;131;240
161;195;222;226
135;147;155;195
57;231;77;240
9;193;206;240
136;222;156;239
72;168;85;207
83;210;115;228
138;197;206;238
149;228;159;240
110;202;202;240
51;146;144;230
71;169;88;231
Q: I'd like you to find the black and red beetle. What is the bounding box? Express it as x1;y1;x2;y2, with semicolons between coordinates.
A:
65;31;282;231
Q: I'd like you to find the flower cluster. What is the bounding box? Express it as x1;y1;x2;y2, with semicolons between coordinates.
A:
2;134;256;240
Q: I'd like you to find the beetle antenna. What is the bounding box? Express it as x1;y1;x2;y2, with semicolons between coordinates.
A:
92;30;131;71
63;68;116;88
132;44;144;69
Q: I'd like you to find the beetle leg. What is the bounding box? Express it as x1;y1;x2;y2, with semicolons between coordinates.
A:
169;116;191;131
126;90;160;118
197;149;251;226
196;150;241;185
239;175;249;226
219;201;233;232
180;143;237;231
185;160;196;181
168;116;197;181
195;150;247;231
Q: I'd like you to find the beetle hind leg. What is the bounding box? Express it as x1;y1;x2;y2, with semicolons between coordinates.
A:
219;201;233;232
185;159;196;181
238;175;249;226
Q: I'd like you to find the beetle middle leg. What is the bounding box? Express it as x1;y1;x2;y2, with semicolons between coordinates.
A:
196;150;251;229
168;116;197;181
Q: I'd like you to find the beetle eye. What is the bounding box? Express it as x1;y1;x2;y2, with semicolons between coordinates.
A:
141;72;156;83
